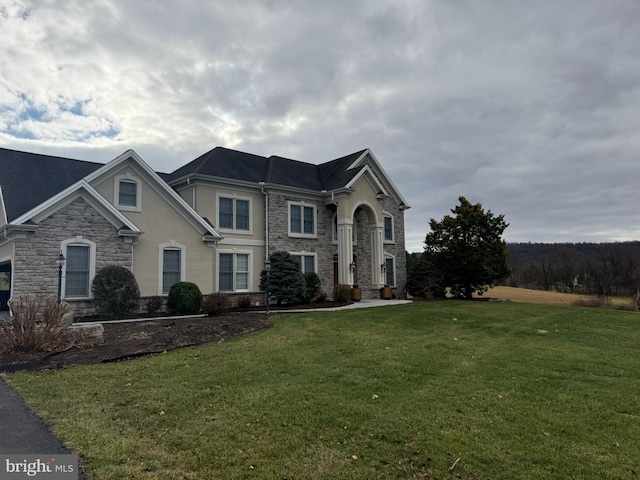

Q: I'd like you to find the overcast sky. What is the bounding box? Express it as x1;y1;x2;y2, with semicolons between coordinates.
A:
1;0;639;252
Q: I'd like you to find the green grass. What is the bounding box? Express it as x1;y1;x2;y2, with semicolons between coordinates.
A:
5;302;640;479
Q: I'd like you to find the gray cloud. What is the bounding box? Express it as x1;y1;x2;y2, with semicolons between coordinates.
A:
1;0;640;251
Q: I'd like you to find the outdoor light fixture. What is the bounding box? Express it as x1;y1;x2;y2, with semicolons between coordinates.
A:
349;261;356;272
56;251;65;303
381;263;387;274
264;259;271;315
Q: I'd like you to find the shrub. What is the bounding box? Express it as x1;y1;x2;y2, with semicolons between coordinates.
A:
167;282;203;315
299;272;322;303
259;251;305;305
236;295;252;309
145;296;164;316
332;284;352;302
202;292;231;316
91;265;140;319
1;295;70;353
315;291;328;304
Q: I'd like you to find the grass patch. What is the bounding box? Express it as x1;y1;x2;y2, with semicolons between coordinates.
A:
5;302;640;479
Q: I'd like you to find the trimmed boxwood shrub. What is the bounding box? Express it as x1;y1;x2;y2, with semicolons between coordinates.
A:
167;282;203;315
91;265;140;319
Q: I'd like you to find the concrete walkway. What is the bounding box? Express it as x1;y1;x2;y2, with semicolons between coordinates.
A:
279;298;412;312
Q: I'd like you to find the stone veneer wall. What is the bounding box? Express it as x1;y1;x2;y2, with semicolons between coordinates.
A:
266;192;407;300
266;192;337;298
12;197;133;317
381;197;407;299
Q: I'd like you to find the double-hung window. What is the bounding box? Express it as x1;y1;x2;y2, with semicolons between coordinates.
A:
385;257;396;287
291;253;316;273
61;237;96;299
218;196;251;232
159;243;186;295
162;249;182;294
384;215;394;242
289;202;315;237
65;246;90;297
114;174;142;211
219;252;250;292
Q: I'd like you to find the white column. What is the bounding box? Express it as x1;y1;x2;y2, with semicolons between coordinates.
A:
337;219;354;285
371;226;385;287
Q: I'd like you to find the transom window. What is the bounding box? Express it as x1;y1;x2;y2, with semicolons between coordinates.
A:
218;196;251;232
289;202;316;237
219;252;250;292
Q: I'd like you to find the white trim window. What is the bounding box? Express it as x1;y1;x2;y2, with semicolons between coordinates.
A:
289;201;316;237
114;174;142;212
218;251;251;292
384;255;396;287
383;214;394;243
61;237;96;299
291;252;317;273
217;194;251;233
159;243;186;295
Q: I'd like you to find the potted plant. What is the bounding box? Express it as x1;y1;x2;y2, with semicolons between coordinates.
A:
351;285;362;301
380;285;392;299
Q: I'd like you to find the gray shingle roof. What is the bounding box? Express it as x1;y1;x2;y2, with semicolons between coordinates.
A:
167;146;368;191
0;148;103;222
0;145;373;224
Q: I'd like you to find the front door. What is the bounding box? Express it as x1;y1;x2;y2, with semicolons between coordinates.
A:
0;262;11;311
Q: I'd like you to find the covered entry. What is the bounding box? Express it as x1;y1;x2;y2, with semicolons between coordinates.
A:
0;261;10;311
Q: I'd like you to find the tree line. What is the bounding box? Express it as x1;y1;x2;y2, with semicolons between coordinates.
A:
505;242;640;297
405;195;640;301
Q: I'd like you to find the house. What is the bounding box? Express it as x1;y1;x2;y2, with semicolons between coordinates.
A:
0;146;409;316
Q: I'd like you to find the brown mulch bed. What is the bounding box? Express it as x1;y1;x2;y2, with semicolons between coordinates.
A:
0;313;270;373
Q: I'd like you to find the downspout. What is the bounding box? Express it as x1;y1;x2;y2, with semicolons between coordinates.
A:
260;182;268;261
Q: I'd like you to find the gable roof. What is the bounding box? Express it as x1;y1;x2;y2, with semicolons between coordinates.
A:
0;147;103;222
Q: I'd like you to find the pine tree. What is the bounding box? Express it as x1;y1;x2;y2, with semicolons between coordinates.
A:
259;251;305;305
425;196;510;300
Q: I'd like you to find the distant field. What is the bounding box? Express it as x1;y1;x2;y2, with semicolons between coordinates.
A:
484;285;634;309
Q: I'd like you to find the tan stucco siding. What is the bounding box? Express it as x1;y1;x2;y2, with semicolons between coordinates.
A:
91;165;215;296
339;176;384;225
190;184;265;242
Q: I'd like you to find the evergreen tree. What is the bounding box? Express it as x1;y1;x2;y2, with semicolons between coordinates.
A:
425;196;510;300
406;253;445;298
259;251;305;305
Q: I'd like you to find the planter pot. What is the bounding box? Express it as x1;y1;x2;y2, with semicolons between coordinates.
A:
351;288;362;302
380;286;393;299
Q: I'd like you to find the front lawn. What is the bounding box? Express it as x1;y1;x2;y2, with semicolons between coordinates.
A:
5;302;640;479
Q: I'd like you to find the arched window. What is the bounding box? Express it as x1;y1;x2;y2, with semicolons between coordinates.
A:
61;237;96;299
158;242;186;295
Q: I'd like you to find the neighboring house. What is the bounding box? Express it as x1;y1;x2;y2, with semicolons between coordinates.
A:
0;146;409;316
